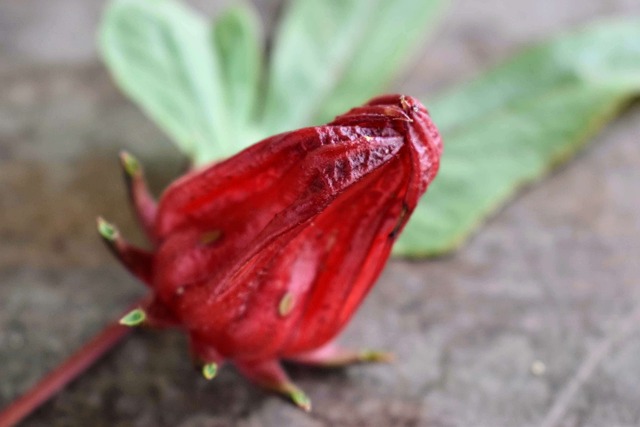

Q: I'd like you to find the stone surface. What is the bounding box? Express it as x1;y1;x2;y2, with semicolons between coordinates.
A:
1;0;639;426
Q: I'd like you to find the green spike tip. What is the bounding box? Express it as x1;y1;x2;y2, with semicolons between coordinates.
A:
119;308;146;327
359;349;394;363
202;362;218;380
289;388;311;412
119;151;140;177
97;217;118;241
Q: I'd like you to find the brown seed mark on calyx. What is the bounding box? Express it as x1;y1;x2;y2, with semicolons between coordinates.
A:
278;292;295;317
200;230;222;245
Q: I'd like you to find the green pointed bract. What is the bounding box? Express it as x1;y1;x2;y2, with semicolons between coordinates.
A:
359;349;394;363
289;388;311;412
97;217;119;241
119;151;141;177
119;308;146;327
202;362;218;380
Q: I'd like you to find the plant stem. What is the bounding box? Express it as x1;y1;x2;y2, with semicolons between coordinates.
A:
0;300;145;427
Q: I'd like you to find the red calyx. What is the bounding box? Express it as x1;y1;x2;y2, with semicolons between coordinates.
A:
103;94;442;410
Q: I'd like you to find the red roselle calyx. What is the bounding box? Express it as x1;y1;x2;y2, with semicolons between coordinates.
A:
101;94;442;410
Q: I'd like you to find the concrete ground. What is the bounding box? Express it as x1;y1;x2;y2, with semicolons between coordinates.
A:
1;0;639;426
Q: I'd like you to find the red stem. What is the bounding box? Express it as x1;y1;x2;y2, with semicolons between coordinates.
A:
0;299;145;427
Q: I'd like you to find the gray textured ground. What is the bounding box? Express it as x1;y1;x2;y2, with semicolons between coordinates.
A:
1;0;640;426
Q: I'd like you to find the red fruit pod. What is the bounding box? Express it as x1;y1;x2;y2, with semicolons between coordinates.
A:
106;94;442;410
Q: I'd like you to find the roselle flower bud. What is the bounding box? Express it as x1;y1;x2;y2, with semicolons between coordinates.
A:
99;94;442;411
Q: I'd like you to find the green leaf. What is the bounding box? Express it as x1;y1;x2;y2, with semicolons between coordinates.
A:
395;19;640;257
100;0;447;165
100;0;235;164
260;0;448;135
213;3;263;148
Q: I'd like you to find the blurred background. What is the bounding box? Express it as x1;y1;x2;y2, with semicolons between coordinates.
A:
1;0;640;426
